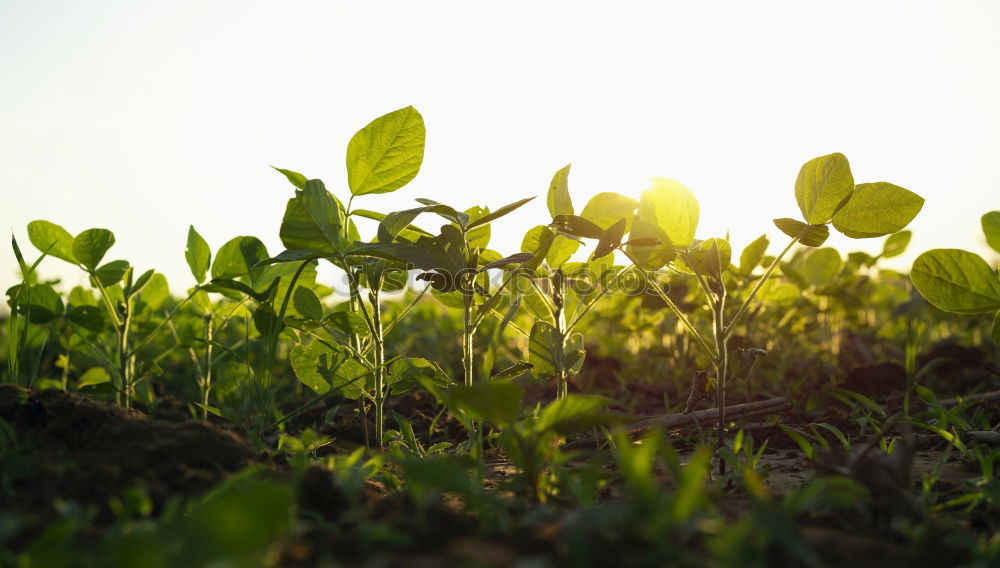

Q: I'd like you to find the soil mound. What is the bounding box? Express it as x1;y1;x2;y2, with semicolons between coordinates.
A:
0;385;259;524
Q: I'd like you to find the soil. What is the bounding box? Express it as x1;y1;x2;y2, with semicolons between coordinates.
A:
0;385;260;541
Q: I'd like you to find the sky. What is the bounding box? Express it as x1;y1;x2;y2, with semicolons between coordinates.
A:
2;0;999;298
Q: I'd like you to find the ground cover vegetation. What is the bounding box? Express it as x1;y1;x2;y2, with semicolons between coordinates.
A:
2;107;998;567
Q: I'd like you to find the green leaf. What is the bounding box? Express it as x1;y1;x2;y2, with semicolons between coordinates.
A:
78;367;111;388
27;220;77;264
551;215;604;240
271;166;307;189
794;152;854;224
140;273;170;311
185;226;211;284
529;321;561;379
625;218;675;270
348;242;441;270
378;204;461;243
881;230;912;259
290;342;370;400
591;218;626;261
253;305;284;336
211;236;268;280
547;164;573;218
346;106;425;196
293;287;323;321
982;211;1000;254
323;310;371;338
683;238;731;279
463;206;491;249
73;229;116;272
6;283;64;323
535;394;610;434
443;380;523;427
801;247;841;286
354;209;432;239
490;361;533;380
467;197;534;230
993;312;1000;344
911;249;1000;314
832;182;924;238
738;234;769;275
280;179;346;255
388;357;451;395
639;178;699;247
66;305;104;333
773;218;830;247
580;192;638;232
92;260;131;287
564;333;585;375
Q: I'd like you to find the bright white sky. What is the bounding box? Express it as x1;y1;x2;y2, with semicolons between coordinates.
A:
2;1;999;296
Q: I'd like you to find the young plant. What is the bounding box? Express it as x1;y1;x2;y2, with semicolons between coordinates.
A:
22;221;184;407
549;153;923;473
429;377;614;501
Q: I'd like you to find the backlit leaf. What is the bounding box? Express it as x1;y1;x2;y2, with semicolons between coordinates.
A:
795;152;854;224
881;230;912;259
547;164;573;217
832;182;923;238
185;225;211;284
982;211;1000;254
27;220;77;264
911;249;1000;314
581;192;638;232
639;178;698;247
346;106;425;195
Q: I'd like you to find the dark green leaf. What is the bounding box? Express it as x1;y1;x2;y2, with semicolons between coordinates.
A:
279;180;346;255
6;283;64;323
591;218;626;260
466;197;535;230
529;321;561;379
73;228;115;272
490;361;534;380
293;287;323;321
211;236;268;280
66;305;104;333
480;252;533;271
92;260;130;287
551;214;604;239
773;218;830;247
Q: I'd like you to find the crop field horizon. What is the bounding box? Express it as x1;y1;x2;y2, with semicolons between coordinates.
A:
2;3;1000;567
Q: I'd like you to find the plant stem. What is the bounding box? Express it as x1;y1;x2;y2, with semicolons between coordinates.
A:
370;287;386;449
202;313;214;420
723;235;800;340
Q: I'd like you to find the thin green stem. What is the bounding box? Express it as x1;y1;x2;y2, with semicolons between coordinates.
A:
619;248;716;360
723;236;799;339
